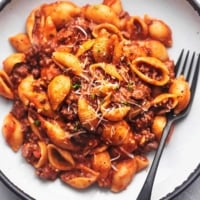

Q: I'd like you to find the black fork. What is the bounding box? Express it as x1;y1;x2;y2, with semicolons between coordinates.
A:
136;49;200;200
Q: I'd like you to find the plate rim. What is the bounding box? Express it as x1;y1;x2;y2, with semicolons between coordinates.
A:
0;0;200;199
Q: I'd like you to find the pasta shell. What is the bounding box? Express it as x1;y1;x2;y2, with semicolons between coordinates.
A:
92;37;110;62
102;106;130;121
41;1;81;29
18;75;34;106
0;70;14;99
77;97;99;131
125;16;148;39
52;52;83;76
120;131;137;155
151;115;167;141
169;75;191;114
47;144;75;171
112;39;123;64
152;93;178;111
26;7;38;43
27;111;43;140
76;39;95;57
92;81;119;96
139;40;169;61
102;63;123;81
18;75;53;117
38;115;79;151
92;23;123;39
131;56;170;86
48;75;71;110
42;16;57;41
61;164;99;189
101;94;130;121
111;158;137;192
135;155;149;172
103;0;123;15
2;113;24;152
92;151;111;186
91;144;108;154
102;120;130;145
90;63;123;81
3;53;25;75
147;17;172;47
26;8;57;45
82;4;120;28
54;45;72;54
30;12;48;45
34;141;48;168
123;41;147;61
9;33;31;53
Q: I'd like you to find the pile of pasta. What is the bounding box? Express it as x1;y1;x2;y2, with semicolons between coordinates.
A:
0;0;190;193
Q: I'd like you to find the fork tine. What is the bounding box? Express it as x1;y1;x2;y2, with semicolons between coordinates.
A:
190;53;200;97
179;50;190;76
186;52;200;86
182;53;200;115
185;52;195;82
174;49;184;75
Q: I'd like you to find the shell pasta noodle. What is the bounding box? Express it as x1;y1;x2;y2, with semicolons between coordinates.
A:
0;0;191;193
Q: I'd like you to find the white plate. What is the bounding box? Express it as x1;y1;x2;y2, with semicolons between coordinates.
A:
0;0;200;200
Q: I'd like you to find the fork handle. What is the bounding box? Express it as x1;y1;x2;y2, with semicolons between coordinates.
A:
136;119;173;200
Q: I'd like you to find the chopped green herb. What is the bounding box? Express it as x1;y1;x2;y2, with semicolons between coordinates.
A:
127;82;134;91
121;102;130;106
127;62;131;67
72;82;81;90
90;94;96;99
34;120;41;127
73;125;78;132
73;121;80;131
